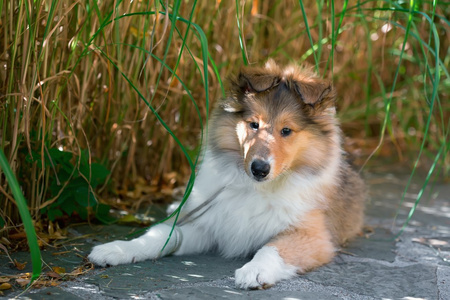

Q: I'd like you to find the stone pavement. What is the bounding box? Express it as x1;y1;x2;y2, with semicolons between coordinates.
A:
2;169;450;299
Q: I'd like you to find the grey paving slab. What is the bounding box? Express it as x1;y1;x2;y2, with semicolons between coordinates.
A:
82;255;246;299
150;285;343;300
2;169;450;299
305;262;438;299
19;287;85;300
343;228;396;262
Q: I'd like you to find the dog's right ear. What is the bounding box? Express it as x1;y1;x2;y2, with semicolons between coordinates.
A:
223;67;280;113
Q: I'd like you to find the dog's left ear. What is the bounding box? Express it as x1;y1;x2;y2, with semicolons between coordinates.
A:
223;67;280;113
294;79;336;114
238;67;280;94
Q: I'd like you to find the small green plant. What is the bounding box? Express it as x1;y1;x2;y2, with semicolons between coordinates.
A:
25;148;113;223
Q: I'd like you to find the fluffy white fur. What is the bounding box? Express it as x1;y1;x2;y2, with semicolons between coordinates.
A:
88;147;341;287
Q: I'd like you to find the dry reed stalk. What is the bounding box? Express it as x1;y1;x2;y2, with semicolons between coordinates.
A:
0;0;448;228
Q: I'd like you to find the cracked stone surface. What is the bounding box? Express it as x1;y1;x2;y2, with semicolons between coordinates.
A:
2;169;449;299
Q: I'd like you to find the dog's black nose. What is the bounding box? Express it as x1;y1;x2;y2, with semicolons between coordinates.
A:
251;160;271;180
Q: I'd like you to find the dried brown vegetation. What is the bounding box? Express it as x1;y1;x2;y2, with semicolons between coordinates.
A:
0;0;448;228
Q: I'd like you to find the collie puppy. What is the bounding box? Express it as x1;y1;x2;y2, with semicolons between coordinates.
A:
88;60;365;289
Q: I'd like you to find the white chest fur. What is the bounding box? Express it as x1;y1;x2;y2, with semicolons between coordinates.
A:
184;151;323;258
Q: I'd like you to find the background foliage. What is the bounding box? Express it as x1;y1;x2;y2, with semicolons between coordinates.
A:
1;0;449;231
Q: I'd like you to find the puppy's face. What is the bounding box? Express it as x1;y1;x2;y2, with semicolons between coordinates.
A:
212;61;339;183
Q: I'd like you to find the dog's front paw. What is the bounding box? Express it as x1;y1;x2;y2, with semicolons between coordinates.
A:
88;241;136;267
234;246;298;290
235;263;275;290
88;224;182;267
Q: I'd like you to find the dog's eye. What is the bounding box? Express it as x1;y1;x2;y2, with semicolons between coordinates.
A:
281;128;292;137
249;122;259;130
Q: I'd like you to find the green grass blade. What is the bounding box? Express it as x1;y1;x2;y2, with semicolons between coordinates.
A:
297;0;319;73
371;1;443;233
299;24;351;64
0;149;42;283
315;0;324;67
171;0;197;85
362;1;415;167
325;0;348;75
393;15;441;232
325;0;336;75
150;0;182;105
395;141;445;237
208;51;225;97
354;0;374;137
235;0;248;65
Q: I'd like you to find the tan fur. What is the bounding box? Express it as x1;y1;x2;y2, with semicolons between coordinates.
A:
268;210;335;272
326;167;366;245
270;169;365;273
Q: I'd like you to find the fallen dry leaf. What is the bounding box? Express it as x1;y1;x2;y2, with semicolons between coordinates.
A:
0;262;95;291
117;214;140;225
66;265;92;276
0;283;11;290
0;277;10;283
50;281;60;287
14;259;27;270
46;271;61;279
52;266;66;274
15;278;30;287
33;279;61;288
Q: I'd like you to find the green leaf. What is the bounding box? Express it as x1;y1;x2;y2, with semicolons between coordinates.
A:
88;163;110;187
54;188;72;205
94;203;115;224
47;208;63;221
78;151;110;188
74;186;97;207
60;199;78;216
77;206;88;220
25;150;46;168
46;148;72;165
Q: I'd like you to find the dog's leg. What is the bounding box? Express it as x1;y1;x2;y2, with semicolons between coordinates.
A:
88;223;182;267
235;210;335;289
172;222;213;256
88;220;214;267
